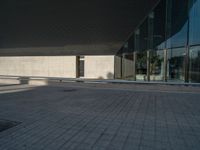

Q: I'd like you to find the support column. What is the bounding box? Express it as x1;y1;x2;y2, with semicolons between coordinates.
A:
76;56;80;78
185;46;189;83
120;55;123;79
133;51;137;81
163;49;168;82
122;54;126;79
147;50;151;81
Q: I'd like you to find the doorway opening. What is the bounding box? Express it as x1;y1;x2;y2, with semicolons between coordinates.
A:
77;56;85;78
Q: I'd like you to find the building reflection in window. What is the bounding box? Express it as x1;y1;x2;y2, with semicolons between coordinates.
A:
150;50;164;81
189;0;200;45
189;46;200;82
136;51;147;81
168;48;185;81
115;0;200;83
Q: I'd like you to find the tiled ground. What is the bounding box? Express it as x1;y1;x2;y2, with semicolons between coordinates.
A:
0;82;200;150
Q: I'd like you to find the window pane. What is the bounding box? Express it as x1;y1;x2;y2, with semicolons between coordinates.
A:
153;0;166;50
189;0;200;45
123;54;134;79
136;51;147;81
139;19;148;51
189;46;200;82
168;47;186;81
166;0;188;48
150;50;164;81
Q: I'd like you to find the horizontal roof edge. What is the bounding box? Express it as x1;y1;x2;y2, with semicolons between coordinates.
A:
0;43;122;56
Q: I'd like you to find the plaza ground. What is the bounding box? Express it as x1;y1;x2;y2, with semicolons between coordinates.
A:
0;82;200;150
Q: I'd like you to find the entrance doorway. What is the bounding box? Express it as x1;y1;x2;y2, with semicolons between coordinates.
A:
77;56;85;78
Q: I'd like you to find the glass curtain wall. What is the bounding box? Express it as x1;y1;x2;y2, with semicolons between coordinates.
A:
136;19;148;81
150;50;164;81
116;0;200;83
168;48;186;81
189;0;200;82
121;41;134;79
166;0;188;82
150;0;166;81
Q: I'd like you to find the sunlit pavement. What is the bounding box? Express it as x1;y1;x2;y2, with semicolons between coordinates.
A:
0;82;200;150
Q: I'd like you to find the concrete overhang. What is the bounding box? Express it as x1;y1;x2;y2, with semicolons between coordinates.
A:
0;43;122;56
0;0;158;55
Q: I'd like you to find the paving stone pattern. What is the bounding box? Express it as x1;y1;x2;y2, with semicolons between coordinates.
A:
0;83;200;150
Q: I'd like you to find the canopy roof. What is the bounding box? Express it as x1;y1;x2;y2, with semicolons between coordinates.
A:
0;0;157;56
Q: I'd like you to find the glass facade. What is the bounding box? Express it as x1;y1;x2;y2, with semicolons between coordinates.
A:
189;46;200;82
136;51;147;81
168;48;186;81
166;0;188;48
115;0;200;83
150;50;164;81
189;0;200;45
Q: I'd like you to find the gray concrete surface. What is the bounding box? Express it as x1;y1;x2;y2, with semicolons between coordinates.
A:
0;56;77;78
0;82;200;150
0;55;115;79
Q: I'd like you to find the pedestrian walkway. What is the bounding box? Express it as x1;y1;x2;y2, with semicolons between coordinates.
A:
0;83;200;150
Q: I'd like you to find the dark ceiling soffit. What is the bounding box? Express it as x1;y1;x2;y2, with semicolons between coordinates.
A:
0;43;122;56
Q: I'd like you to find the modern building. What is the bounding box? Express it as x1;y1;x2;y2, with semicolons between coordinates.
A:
0;0;200;83
116;0;200;83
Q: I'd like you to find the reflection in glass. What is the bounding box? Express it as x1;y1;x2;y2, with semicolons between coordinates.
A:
123;54;134;79
189;0;200;45
168;48;186;81
128;36;134;53
117;0;200;83
152;0;166;50
139;19;148;51
150;50;164;81
114;55;123;79
166;0;188;48
189;46;200;82
136;51;147;81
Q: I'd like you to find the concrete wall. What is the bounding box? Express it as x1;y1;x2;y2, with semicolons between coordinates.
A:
0;56;77;78
84;56;115;79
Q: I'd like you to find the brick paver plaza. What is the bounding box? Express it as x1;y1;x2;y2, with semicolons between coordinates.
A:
0;82;200;150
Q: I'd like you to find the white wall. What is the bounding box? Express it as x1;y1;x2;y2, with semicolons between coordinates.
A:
0;56;77;78
84;56;115;79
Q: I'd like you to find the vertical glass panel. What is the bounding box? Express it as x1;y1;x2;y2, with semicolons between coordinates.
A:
153;0;166;50
189;0;200;45
136;51;147;81
134;29;140;51
150;50;164;81
123;54;134;79
189;46;200;82
148;12;154;50
166;0;188;48
114;55;122;79
128;35;134;53
139;19;148;51
123;37;134;54
168;47;186;81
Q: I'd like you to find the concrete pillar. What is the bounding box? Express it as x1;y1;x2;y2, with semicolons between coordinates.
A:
122;54;126;79
185;46;189;83
163;49;168;82
133;51;137;81
147;50;151;81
